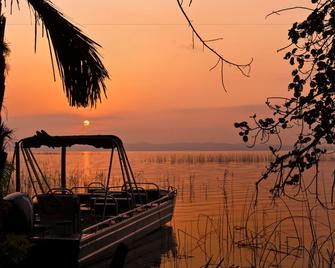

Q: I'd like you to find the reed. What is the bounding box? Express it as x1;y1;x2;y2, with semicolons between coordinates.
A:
143;152;274;165
169;173;335;268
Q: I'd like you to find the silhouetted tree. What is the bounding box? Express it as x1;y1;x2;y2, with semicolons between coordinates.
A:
235;0;335;203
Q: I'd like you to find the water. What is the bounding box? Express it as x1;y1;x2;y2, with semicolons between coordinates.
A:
12;150;335;267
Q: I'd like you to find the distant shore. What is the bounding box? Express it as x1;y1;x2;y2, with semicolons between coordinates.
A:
8;143;290;152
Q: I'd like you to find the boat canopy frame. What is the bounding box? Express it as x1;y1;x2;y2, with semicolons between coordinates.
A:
13;131;141;204
20;130;124;149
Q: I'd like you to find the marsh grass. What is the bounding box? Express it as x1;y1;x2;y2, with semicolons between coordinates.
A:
169;172;335;268
145;152;274;165
145;151;335;166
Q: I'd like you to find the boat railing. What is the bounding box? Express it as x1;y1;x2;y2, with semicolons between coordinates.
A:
70;187;134;217
122;182;160;204
107;185;123;191
70;185;132;201
87;182;105;188
81;188;176;236
168;186;177;193
46;187;74;195
71;182;160;195
121;182;160;191
71;185;105;194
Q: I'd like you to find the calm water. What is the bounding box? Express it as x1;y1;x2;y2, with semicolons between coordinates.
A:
12;151;335;267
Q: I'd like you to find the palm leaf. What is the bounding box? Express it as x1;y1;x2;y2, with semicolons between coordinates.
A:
26;0;109;107
0;15;10;111
0;122;12;151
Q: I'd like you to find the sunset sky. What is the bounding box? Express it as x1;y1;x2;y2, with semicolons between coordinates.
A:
3;0;310;144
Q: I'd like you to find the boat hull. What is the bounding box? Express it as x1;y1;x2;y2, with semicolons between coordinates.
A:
79;193;176;267
28;235;81;267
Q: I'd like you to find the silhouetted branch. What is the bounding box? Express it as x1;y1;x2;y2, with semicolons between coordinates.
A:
177;0;252;91
236;0;335;204
266;6;314;19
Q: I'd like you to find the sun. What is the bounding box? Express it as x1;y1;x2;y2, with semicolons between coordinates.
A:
83;120;90;127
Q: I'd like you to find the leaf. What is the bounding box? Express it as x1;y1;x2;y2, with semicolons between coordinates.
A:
290;57;295;65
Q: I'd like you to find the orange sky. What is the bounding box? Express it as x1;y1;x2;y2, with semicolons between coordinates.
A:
2;0;310;143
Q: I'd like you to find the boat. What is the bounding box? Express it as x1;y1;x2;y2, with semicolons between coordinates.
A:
4;131;177;267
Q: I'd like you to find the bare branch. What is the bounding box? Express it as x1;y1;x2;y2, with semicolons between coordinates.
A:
266;6;314;19
177;0;252;89
204;37;223;43
209;58;220;71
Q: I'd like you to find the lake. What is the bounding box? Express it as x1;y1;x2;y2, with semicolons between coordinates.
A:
11;150;335;267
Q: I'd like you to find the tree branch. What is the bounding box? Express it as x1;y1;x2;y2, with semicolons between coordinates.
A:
177;0;252;91
266;6;314;19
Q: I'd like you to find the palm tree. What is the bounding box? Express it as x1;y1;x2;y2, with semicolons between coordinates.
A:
0;0;109;194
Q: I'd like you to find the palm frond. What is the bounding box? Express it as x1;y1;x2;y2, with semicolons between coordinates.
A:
26;0;109;108
0;15;9;111
0;122;12;151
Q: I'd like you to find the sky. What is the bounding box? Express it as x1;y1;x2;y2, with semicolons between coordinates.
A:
2;0;310;144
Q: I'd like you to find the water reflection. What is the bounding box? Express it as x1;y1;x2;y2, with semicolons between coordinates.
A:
87;226;177;268
83;152;90;179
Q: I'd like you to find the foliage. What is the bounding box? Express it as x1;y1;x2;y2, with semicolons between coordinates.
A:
0;161;13;196
0;234;31;267
0;29;7;57
0;123;12;196
0;122;12;152
235;0;335;201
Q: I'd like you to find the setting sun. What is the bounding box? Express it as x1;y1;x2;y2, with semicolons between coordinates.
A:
83;120;90;127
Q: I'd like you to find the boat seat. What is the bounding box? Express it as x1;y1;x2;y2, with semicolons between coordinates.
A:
108;191;127;198
114;197;133;213
90;197;119;217
93;191;133;212
76;193;90;205
87;187;105;194
122;187;148;204
37;194;80;235
134;193;148;204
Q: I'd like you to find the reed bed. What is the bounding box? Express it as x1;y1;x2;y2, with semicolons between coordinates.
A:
143;152;274;165
143;151;335;165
